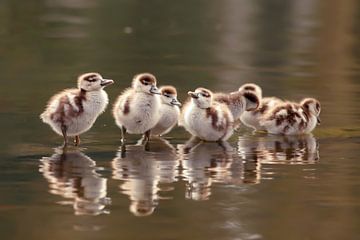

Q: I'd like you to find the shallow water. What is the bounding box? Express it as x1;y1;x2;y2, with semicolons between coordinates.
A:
1;0;360;239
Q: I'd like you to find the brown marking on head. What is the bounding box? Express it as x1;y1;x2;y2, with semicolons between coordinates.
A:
196;88;212;98
301;98;320;114
301;99;313;111
136;73;157;86
83;74;98;82
244;85;255;91
160;85;177;96
79;72;101;82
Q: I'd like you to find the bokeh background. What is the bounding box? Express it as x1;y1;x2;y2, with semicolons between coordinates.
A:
1;0;360;240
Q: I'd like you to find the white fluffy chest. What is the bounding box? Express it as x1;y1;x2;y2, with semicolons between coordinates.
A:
122;93;161;133
82;90;109;118
159;104;180;127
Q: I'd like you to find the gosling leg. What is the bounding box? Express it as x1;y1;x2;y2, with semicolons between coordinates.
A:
74;135;81;146
61;125;68;147
121;126;127;143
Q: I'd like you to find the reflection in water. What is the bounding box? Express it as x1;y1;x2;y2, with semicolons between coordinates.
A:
112;138;178;217
237;134;319;165
39;147;110;215
178;137;260;201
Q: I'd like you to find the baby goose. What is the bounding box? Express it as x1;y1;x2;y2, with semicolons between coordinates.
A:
113;73;161;142
151;86;181;136
238;83;283;131
213;89;259;120
40;72;114;146
182;87;234;141
260;98;321;135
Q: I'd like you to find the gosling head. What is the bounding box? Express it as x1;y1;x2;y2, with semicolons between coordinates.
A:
239;83;263;99
301;98;321;125
188;87;213;109
132;73;161;95
78;72;114;91
160;86;181;106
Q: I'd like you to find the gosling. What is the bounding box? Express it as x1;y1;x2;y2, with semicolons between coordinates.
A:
260;98;321;135
213;88;259;120
181;87;234;141
112;73;161;142
40;72;114;146
151;86;181;136
238;83;283;131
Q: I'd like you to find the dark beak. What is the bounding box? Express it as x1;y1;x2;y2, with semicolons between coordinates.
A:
171;98;182;106
188;91;199;99
317;116;321;125
150;85;161;95
100;79;114;87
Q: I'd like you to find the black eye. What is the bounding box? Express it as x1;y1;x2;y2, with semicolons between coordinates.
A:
144;82;149;86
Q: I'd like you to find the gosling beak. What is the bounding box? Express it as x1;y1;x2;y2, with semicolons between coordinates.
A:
188;91;199;99
317;116;321;125
100;79;114;87
150;85;161;95
171;98;182;106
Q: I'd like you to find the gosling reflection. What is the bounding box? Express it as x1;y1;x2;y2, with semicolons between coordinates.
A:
39;147;110;216
178;137;260;201
237;134;319;164
112;137;178;217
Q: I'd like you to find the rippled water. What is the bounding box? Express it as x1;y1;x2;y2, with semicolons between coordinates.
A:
1;0;360;239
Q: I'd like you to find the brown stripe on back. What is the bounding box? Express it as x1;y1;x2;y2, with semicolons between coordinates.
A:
206;107;228;131
123;95;132;115
206;107;224;131
73;89;86;113
268;104;288;121
285;106;298;126
50;89;87;125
